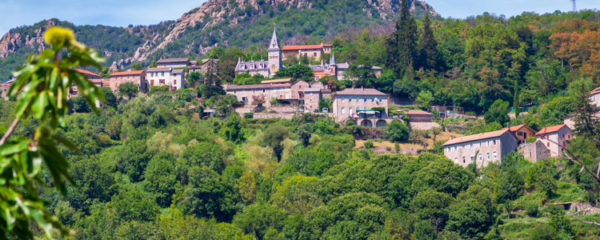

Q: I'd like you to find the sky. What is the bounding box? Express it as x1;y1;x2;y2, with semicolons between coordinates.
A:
0;0;598;36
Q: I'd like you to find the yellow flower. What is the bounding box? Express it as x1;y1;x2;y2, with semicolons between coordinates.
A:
43;26;75;47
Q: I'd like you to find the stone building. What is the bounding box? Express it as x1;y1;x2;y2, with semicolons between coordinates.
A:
223;79;327;109
520;140;551;162
0;80;13;98
235;28;281;78
146;67;185;90
157;58;190;68
332;88;388;124
281;43;332;61
443;129;519;168
535;124;572;158
508;124;535;145
108;70;146;93
189;59;218;75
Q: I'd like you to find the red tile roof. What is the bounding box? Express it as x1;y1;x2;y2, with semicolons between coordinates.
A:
282;45;329;51
74;68;101;78
109;70;145;77
590;87;600;96
536;124;569;135
508;124;536;133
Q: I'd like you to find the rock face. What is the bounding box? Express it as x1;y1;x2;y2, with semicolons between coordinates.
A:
0;0;438;77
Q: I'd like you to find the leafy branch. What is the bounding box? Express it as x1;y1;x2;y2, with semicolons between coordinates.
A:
0;26;105;239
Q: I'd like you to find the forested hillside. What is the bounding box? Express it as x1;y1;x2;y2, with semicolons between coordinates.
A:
2;85;600;239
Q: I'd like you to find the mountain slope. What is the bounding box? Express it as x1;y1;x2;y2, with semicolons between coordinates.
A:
0;0;437;80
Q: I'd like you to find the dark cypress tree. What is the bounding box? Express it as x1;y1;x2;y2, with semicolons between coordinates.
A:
417;14;443;71
386;0;418;77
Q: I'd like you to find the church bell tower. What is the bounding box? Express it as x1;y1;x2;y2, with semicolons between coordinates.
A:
267;26;281;78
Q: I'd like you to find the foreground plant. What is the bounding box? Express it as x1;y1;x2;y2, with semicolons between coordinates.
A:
0;26;104;239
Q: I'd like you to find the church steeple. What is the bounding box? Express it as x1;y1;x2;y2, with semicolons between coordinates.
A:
267;25;282;78
329;50;336;66
269;26;280;50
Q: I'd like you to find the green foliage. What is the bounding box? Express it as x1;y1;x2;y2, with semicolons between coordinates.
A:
275;64;313;81
385;120;410;142
484;99;510;126
263;125;289;161
118;82;138;99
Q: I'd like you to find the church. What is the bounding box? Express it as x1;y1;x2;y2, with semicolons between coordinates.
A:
235;28;282;78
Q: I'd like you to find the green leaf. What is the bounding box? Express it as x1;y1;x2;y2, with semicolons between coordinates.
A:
31;91;48;119
0;139;28;156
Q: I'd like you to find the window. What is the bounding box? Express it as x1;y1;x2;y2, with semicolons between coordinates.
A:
349;98;352;102
174;80;177;85
547;142;550;147
479;155;483;161
364;98;367;102
379;97;382;102
462;156;466;163
470;155;474;162
487;152;490;160
313;52;317;57
349;108;353;116
371;98;375;102
493;151;497;159
342;107;346;114
493;140;497;145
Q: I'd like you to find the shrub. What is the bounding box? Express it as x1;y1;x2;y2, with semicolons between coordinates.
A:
244;112;254;119
364;140;374;149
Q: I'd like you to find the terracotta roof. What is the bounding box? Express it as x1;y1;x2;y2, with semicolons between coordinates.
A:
147;67;171;73
443;129;510;146
508;124;534;133
408;110;433;116
334;88;387;97
261;78;291;84
536;124;570;135
224;83;291;91
74;68;101;78
109;70;145;77
282;45;329;51
157;58;189;64
590;87;600;96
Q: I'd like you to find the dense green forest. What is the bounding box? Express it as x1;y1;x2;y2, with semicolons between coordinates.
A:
2;84;600;239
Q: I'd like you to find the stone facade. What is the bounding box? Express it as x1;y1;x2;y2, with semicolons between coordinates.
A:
224;83;292;108
0;80;12;98
520;140;550;162
189;59;218;75
303;88;321;112
147;67;185;90
108;70;146;93
443;129;519;168
536;124;572;158
332;88;388;123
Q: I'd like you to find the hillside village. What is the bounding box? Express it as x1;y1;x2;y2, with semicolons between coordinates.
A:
3;0;600;239
1;25;596;168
